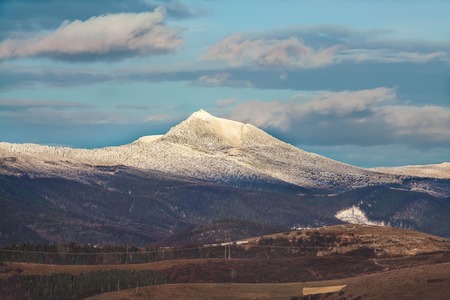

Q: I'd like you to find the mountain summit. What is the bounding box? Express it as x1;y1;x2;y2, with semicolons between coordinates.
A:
161;109;276;152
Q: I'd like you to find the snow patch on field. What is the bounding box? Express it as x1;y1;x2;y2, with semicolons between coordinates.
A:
335;205;384;226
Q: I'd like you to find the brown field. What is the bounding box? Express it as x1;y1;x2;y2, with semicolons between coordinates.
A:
85;262;450;300
0;258;216;279
3;251;447;284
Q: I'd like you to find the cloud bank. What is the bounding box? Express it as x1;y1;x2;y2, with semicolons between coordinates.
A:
203;28;449;69
0;7;182;61
227;87;450;147
203;34;341;68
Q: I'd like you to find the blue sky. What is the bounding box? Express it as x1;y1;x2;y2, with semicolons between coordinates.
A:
1;0;449;167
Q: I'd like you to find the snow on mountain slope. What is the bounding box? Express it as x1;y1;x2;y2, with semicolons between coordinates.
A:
335;205;385;226
0;109;401;191
371;163;450;179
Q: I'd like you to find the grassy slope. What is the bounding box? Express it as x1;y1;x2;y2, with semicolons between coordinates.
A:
85;262;450;300
0;259;212;280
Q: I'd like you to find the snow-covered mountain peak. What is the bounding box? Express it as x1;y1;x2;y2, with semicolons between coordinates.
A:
189;109;214;120
160;110;269;150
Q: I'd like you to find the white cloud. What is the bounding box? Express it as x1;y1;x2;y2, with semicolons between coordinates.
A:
226;87;450;147
379;105;450;141
230;87;395;130
230;99;291;130
338;49;447;64
293;87;396;117
202;30;449;69
192;72;253;88
0;7;182;61
196;73;230;86
202;34;341;68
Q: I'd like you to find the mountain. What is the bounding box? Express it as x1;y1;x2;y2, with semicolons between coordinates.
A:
372;162;450;179
0;109;401;192
1;110;449;245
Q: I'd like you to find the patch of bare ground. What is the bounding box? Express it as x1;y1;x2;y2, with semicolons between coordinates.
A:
85;262;450;300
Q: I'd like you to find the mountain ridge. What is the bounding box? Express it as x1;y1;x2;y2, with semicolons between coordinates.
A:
371;162;450;179
0;109;403;192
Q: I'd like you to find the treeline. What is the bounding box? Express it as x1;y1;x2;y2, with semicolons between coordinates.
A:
0;232;342;265
259;231;341;246
0;242;226;265
0;269;167;300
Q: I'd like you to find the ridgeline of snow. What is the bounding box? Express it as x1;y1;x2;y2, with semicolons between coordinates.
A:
371;163;450;179
133;135;163;144
0;109;401;191
335;205;385;226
